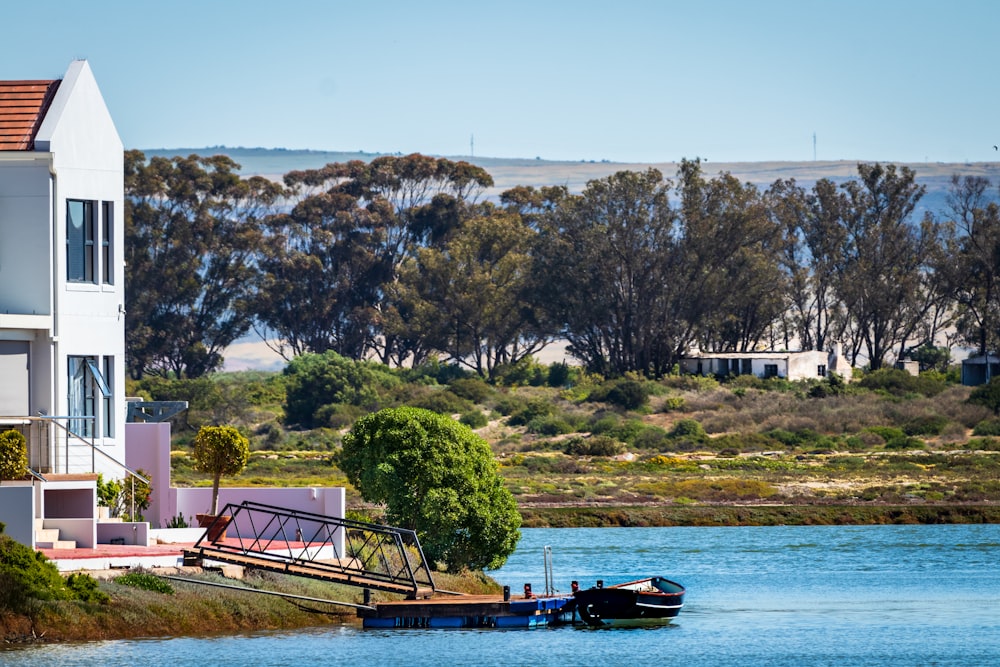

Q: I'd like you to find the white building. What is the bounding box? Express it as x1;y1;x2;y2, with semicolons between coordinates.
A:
0;62;343;555
680;344;851;382
0;61;129;549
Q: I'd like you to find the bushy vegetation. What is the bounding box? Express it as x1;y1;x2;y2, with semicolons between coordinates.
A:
0;534;107;612
115;569;175;594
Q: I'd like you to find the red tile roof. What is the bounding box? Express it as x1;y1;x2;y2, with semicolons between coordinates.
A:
0;79;60;150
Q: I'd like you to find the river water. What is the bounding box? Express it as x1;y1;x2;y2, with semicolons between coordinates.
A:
4;524;999;666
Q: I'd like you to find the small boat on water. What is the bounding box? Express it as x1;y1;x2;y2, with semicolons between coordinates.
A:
573;576;685;626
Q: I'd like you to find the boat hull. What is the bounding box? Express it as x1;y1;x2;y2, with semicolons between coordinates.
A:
573;576;684;626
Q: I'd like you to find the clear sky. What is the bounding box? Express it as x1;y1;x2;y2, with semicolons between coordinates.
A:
2;0;997;164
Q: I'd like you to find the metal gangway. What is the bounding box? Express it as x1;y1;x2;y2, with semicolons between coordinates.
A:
182;501;437;598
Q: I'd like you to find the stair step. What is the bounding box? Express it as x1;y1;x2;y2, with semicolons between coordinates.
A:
35;528;60;542
36;540;77;550
35;518;45;531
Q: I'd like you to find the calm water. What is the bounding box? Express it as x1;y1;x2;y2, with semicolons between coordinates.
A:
4;525;999;666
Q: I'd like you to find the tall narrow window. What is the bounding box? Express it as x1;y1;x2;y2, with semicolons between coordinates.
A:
101;201;113;285
67;200;95;282
68;356;95;437
101;356;114;438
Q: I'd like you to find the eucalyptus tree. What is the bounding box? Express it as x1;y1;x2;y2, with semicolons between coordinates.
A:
680;164;787;353
124;151;283;378
940;174;1000;356
831;163;939;369
535;168;680;376
251;191;388;360
392;211;550;379
766;178;847;353
261;154;494;365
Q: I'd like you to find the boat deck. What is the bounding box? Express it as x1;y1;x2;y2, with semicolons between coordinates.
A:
360;593;577;629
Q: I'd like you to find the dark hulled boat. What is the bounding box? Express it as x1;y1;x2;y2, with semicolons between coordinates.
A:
573;576;685;626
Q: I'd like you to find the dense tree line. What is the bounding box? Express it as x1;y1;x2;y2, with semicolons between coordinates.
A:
124;151;1000;379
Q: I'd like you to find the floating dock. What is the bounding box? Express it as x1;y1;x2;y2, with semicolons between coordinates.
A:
359;593;577;629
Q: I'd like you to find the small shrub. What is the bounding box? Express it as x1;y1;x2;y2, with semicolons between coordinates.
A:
66;572;110;603
507;399;554;426
968;377;1000;415
563;435;625;457
902;415;949;437
661;396;686;411
0;429;28;481
527;416;573;436
448;377;494;403
973;418;1000;437
605;380;651;410
314;403;365;429
859;368;946;398
547;362;573;388
409;389;473;415
0;535;72;611
115;569;174;594
631;426;670;450
669;418;706;442
459;410;489;429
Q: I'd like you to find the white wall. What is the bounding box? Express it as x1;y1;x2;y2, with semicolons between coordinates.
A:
35;61;127;475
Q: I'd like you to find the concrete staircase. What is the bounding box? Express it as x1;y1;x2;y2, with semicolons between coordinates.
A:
34;519;76;550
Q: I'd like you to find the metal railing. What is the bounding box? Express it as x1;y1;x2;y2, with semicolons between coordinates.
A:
0;414;149;517
186;500;437;597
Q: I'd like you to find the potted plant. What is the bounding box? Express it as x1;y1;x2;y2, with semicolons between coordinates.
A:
0;429;28;484
192;425;250;540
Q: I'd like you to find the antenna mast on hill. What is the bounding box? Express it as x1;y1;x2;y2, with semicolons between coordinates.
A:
813;132;817;161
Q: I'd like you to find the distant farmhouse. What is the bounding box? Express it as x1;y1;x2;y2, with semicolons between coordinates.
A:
680;344;852;382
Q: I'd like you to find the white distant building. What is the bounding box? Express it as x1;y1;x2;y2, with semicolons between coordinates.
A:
680;343;852;382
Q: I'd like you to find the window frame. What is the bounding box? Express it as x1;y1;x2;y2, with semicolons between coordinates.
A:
67;199;96;283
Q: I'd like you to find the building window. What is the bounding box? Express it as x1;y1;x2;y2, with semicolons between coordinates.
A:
102;356;114;438
101;201;113;285
741;359;753;375
68;356;112;438
818;364;827;377
67;200;95;282
764;364;779;378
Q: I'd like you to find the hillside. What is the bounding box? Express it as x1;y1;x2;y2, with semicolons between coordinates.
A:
139;146;1000;218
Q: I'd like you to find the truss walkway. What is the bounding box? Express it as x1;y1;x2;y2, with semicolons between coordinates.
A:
182;501;436;598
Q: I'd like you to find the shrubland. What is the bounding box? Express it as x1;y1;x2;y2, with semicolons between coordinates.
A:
126;355;1000;518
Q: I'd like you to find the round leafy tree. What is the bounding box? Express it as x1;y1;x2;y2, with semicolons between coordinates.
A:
192;425;250;515
339;407;521;572
0;429;28;482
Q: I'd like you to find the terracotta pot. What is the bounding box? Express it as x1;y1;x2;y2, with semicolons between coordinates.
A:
196;513;232;542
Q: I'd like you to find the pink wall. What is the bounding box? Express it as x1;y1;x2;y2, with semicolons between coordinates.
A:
126;422;345;532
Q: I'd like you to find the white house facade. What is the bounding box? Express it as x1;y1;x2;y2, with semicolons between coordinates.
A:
0;60;126;479
1;63;345;555
679;346;851;382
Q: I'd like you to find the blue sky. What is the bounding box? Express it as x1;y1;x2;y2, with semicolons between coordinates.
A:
2;0;997;163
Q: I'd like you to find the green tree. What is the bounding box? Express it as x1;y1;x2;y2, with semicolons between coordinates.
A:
0;429;27;481
535;168;679;376
339;407;520;571
192;425;250;515
124;151;283;378
767;177;846;352
941;175;1000;356
272;154;495;366
831;163;940;369
282;351;400;429
394;211;551;379
252;191;388;360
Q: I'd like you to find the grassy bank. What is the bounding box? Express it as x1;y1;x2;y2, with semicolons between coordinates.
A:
519;503;1000;528
0;567;499;644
